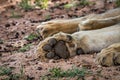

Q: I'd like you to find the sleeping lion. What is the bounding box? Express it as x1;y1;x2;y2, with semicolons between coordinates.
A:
36;8;120;66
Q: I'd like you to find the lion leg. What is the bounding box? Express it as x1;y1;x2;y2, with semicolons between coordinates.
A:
95;43;120;66
37;19;80;39
78;13;120;30
78;8;120;30
37;8;120;39
37;14;98;39
36;13;100;39
36;24;120;62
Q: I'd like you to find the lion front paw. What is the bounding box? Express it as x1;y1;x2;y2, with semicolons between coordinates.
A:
37;20;79;39
95;43;120;66
37;20;69;39
36;32;81;61
37;21;58;39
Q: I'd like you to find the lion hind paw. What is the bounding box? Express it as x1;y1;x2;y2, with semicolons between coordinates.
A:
95;43;120;66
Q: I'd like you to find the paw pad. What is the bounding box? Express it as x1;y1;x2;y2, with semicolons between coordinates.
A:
42;38;70;59
42;44;52;52
48;38;57;46
45;52;55;59
54;41;70;59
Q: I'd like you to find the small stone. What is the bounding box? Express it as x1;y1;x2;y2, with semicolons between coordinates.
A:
27;76;35;80
37;67;42;70
5;23;10;27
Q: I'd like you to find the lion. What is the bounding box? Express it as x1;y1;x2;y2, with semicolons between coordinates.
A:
36;8;120;66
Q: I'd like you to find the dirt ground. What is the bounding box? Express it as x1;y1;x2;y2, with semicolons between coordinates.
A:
0;0;120;80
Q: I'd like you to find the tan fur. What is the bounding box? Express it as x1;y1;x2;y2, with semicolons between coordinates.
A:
72;24;120;53
37;8;120;38
79;15;120;30
36;8;120;66
96;43;120;66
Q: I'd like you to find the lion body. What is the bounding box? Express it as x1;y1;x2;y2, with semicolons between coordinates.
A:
36;8;120;66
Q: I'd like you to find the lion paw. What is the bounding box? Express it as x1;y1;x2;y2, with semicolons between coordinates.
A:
37;20;79;39
95;43;120;66
37;21;57;39
36;32;82;61
37;20;69;39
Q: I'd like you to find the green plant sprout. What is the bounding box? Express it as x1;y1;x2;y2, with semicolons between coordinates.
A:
40;66;91;80
10;10;22;18
49;67;87;78
0;38;3;44
64;0;77;9
64;3;76;9
0;66;12;76
19;44;32;52
35;0;49;9
116;0;120;7
19;0;33;11
0;66;26;80
24;33;39;41
80;0;90;6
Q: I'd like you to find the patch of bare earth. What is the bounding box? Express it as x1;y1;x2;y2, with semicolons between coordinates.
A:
0;0;119;80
